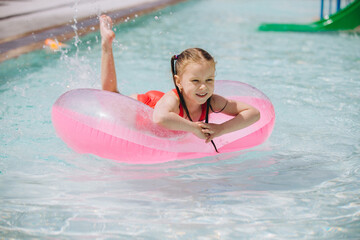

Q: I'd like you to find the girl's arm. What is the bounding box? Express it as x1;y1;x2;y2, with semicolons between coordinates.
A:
203;94;260;142
153;92;208;140
100;15;118;93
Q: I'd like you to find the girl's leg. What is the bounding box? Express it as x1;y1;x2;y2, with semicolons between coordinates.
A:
100;15;138;99
100;15;118;93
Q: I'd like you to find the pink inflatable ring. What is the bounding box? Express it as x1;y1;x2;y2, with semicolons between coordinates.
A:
52;80;275;164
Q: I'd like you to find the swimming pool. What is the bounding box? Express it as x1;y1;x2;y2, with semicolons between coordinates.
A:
1;0;359;238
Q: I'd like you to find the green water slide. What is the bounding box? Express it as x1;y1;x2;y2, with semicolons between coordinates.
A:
259;0;360;32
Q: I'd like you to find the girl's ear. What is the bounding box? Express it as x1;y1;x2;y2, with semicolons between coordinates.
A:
174;75;182;89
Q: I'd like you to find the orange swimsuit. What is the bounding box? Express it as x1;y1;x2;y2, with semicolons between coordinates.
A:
137;89;207;121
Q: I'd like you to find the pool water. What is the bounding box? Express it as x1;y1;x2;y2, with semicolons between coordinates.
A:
1;0;360;238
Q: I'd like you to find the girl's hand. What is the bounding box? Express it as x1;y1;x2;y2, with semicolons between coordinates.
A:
191;122;224;143
201;123;224;143
192;122;211;140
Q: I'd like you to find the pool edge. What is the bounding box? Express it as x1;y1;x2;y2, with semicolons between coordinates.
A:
0;0;187;63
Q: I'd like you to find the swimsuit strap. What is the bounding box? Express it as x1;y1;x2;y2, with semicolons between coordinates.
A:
172;89;184;118
179;102;184;118
199;103;207;121
172;89;206;121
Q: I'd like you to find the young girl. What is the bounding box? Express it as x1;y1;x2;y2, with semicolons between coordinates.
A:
100;15;260;146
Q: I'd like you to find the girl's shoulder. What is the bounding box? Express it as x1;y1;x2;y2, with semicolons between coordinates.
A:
210;94;228;113
165;89;180;100
154;89;180;113
160;89;181;104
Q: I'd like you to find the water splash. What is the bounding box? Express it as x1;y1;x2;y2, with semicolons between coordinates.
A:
71;1;82;57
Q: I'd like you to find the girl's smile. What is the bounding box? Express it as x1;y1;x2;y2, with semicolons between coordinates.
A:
196;92;208;97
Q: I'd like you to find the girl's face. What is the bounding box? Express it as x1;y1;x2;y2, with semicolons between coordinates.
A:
175;61;215;106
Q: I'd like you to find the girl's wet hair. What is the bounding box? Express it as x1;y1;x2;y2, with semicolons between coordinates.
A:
170;48;215;121
171;48;215;76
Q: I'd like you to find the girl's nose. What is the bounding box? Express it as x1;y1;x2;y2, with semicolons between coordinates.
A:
199;84;206;90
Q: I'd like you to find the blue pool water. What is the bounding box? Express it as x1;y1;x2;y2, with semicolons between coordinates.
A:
1;0;360;238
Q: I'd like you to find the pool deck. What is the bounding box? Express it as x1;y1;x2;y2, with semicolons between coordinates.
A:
0;0;185;62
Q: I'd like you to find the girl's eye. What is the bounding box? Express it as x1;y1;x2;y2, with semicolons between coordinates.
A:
192;80;199;83
206;79;214;82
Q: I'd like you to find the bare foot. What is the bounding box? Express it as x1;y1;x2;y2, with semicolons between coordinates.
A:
100;15;115;50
